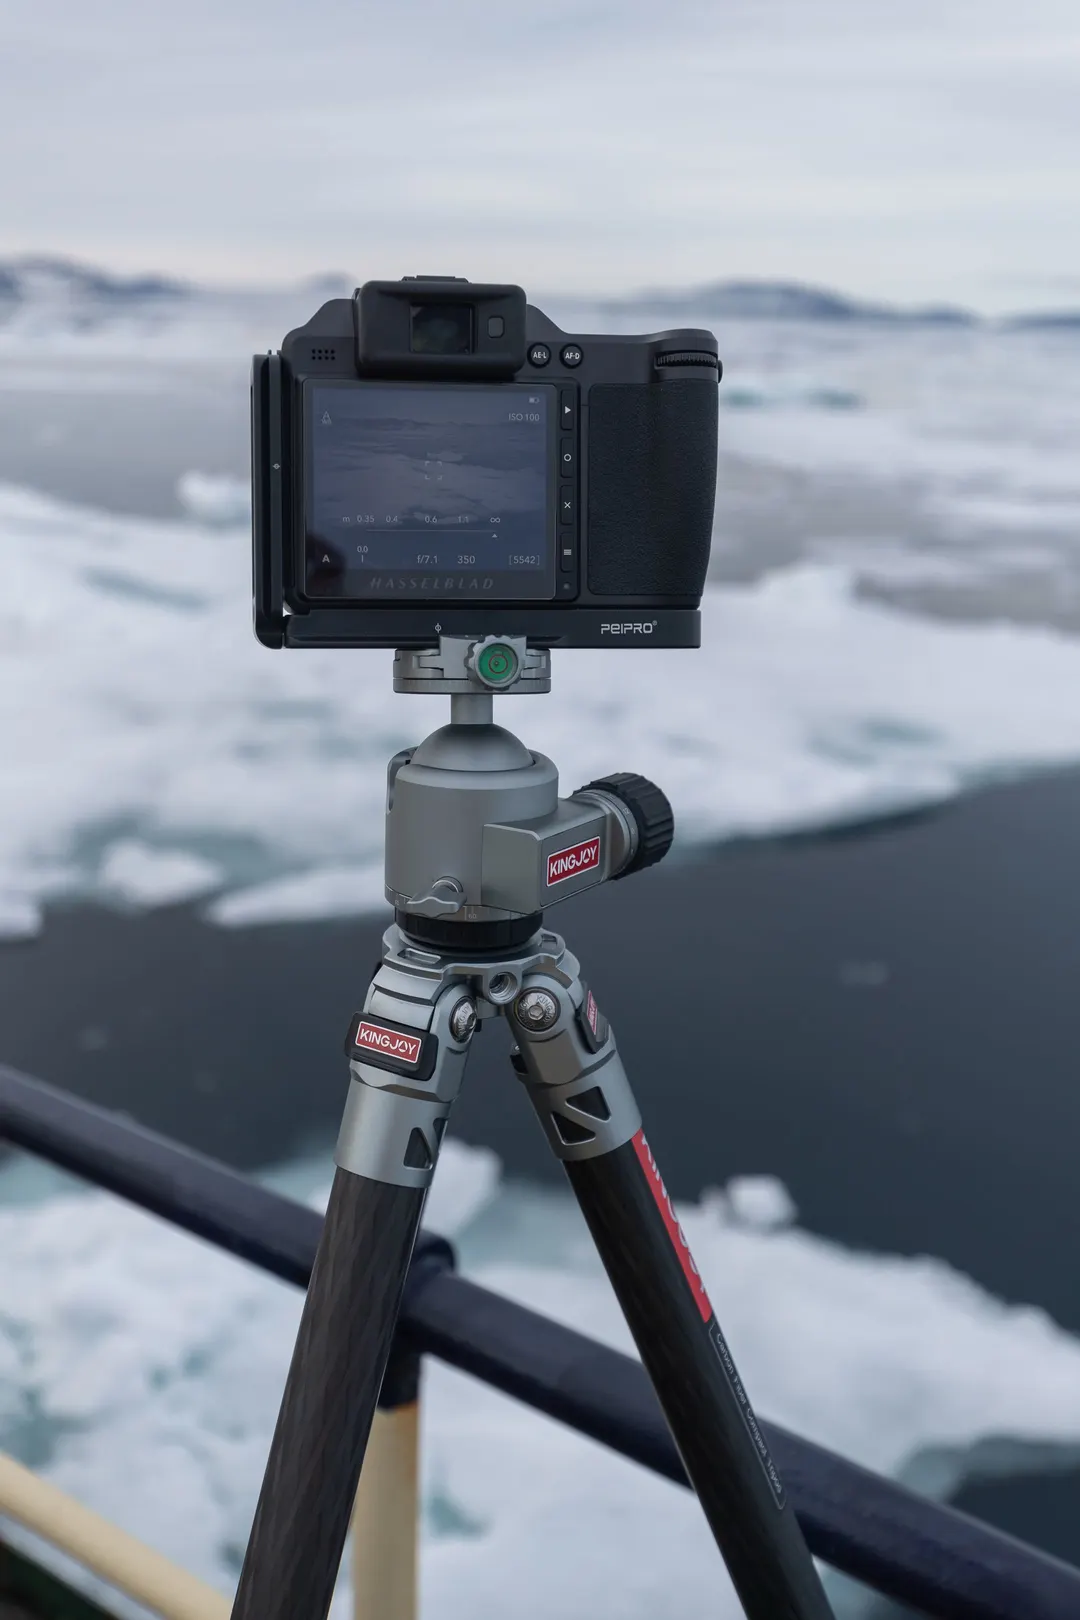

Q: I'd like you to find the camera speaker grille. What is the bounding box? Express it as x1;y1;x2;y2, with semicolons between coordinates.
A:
310;346;337;362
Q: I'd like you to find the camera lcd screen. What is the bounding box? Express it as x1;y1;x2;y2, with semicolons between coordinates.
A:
303;382;556;602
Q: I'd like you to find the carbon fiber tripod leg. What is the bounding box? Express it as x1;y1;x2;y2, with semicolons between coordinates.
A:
509;969;835;1620
230;975;477;1620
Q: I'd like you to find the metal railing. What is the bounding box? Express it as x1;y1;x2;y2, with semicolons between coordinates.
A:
2;1061;1080;1620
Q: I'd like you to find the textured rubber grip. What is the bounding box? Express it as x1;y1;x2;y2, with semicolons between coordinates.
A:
586;379;717;597
564;1135;835;1620
231;1167;426;1620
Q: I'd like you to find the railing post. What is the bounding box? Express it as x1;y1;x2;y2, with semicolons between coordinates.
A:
350;1341;422;1620
0;1449;230;1619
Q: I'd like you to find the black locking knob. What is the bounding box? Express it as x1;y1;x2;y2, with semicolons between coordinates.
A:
575;772;674;878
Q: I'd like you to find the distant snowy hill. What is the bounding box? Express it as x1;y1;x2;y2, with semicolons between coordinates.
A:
1007;310;1080;330
599;280;979;325
0;257;1075;347
0;257;353;354
0;256;192;322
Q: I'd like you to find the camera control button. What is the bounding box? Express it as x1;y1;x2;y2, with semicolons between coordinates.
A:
559;485;576;525
559;390;577;430
560;345;583;368
560;543;576;573
528;343;551;367
559;438;576;473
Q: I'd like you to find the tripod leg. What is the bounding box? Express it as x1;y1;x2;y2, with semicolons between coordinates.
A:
508;971;835;1620
230;968;476;1620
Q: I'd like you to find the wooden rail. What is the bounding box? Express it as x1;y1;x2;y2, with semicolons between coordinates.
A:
0;1453;229;1620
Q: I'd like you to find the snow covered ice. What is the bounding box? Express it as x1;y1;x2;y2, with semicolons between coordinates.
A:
2;469;1080;936
3;1142;1080;1620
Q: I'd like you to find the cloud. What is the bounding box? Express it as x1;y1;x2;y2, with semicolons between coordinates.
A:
0;0;1078;310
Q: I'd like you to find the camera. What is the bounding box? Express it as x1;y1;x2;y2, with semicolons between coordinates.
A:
252;276;721;650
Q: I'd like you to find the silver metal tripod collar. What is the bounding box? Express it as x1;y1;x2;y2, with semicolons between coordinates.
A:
393;634;551;696
335;924;641;1187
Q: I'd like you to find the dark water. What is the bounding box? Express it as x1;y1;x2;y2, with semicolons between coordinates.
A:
0;358;249;518
4;766;1080;1582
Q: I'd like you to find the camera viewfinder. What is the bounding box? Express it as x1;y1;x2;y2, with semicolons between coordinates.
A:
410;302;474;355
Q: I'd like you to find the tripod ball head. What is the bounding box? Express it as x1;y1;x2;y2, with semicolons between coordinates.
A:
385;638;674;931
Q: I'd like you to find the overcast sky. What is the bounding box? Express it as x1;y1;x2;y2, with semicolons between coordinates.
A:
1;0;1078;311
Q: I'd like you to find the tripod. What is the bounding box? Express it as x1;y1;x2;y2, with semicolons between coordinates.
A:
231;636;834;1620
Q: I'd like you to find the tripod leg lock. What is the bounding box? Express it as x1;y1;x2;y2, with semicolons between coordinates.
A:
336;977;476;1188
508;972;641;1161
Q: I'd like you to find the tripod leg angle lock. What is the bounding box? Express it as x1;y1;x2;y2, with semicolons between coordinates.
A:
231;637;834;1620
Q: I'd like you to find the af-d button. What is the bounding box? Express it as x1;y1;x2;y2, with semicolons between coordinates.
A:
528;343;551;367
560;344;583;367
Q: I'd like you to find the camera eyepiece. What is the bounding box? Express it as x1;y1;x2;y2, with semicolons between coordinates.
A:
410;302;474;356
354;277;526;378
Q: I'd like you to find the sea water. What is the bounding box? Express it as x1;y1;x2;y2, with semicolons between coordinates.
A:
1;287;1080;1615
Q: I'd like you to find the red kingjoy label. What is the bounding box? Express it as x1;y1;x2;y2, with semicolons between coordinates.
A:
546;835;601;887
585;989;601;1036
354;1021;423;1066
632;1130;713;1322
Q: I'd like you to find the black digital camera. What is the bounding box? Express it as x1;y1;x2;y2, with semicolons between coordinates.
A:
252;276;720;650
